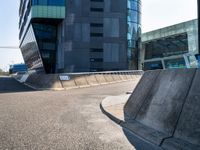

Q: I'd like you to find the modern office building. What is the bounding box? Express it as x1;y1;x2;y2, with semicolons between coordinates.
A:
140;19;199;70
19;0;141;73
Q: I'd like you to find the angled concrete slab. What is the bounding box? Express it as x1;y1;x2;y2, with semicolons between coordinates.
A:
162;69;200;150
124;70;161;119
102;69;200;149
85;75;98;86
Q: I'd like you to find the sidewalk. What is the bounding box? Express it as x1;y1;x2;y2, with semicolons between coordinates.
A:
100;79;140;124
100;94;131;124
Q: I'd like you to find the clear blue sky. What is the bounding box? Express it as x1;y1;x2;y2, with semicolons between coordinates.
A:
0;0;197;71
0;0;23;71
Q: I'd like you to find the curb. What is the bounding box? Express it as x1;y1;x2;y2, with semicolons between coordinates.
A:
100;102;123;124
100;101;164;150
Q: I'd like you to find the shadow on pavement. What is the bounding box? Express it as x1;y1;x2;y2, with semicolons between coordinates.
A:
0;76;35;94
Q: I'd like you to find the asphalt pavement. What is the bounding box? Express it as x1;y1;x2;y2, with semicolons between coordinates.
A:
0;76;136;150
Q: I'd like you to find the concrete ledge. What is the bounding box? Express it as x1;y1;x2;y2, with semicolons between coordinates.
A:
13;70;143;90
100;95;129;124
95;74;107;84
61;71;143;90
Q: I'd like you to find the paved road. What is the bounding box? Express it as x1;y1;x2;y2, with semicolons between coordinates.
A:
0;76;32;93
0;77;136;150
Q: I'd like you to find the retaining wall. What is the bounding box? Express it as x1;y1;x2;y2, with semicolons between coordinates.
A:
17;71;143;90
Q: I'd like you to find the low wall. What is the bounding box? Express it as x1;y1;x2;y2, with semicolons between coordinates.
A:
60;71;143;90
17;70;143;90
123;68;200;149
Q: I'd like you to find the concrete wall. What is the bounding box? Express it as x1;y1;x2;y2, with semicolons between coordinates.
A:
124;69;200;149
20;71;143;90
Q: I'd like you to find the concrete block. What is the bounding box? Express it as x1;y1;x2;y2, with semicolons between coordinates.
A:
74;76;89;87
112;74;121;81
162;137;200;150
103;74;114;83
119;73;128;81
136;69;196;135
95;74;107;84
85;74;98;86
124;69;197;147
61;79;77;89
122;121;168;145
130;74;137;80
162;69;200;149
124;70;161;119
125;73;132;80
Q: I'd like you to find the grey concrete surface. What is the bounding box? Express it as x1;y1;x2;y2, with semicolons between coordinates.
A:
74;76;90;88
124;70;160;119
124;69;200;149
135;69;195;138
102;69;200;150
85;75;99;86
162;69;200;150
62;79;77;90
100;77;141;123
104;74;114;83
0;79;136;150
95;74;107;84
26;73;63;90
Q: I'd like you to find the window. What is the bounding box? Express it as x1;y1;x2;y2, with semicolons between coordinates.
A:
90;58;103;62
90;8;104;12
90;23;103;27
103;43;119;62
90;33;103;37
90;48;103;52
91;0;104;2
32;0;65;6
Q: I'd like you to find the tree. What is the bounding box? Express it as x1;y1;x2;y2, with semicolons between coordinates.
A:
0;68;8;76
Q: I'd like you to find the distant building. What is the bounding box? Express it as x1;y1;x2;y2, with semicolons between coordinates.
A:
9;64;28;74
140;19;199;70
19;0;141;73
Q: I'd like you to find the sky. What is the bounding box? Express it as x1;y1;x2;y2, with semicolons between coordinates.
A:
0;0;198;71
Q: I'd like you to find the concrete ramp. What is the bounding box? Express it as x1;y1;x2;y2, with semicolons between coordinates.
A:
123;69;200;149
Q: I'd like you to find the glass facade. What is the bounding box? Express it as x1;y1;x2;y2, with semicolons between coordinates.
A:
20;25;44;72
145;33;188;59
19;0;66;73
127;0;141;70
20;0;141;73
144;61;163;70
32;0;65;6
141;19;198;70
164;58;186;69
33;23;57;73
